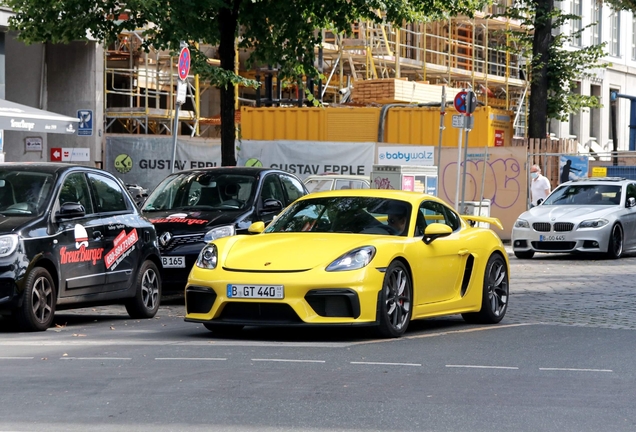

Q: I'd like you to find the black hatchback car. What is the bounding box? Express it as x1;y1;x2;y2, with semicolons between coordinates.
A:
0;163;162;331
141;167;308;290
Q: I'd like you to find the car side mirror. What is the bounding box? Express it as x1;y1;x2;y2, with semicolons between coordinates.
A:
248;221;265;234
627;197;636;208
56;202;86;219
262;198;283;213
423;223;453;245
537;198;544;205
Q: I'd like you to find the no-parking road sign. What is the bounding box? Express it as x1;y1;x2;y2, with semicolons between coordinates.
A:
178;46;191;81
453;90;477;114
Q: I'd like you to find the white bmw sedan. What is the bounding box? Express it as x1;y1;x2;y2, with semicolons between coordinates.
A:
512;177;636;259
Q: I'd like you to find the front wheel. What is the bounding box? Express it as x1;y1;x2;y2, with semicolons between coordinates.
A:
606;224;623;259
462;254;509;324
15;267;56;332
125;260;161;318
376;261;412;338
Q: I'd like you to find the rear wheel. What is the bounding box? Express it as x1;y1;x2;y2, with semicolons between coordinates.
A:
376;261;412;338
125;260;161;318
462;254;509;324
15;267;56;332
606;224;623;259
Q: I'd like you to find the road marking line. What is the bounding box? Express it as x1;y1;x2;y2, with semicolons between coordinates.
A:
446;364;519;370
60;357;131;360
155;358;227;361
251;358;325;363
539;367;613;373
401;323;539;341
0;357;34;360
351;361;421;367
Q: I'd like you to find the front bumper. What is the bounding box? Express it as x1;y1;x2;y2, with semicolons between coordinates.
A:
512;224;611;254
184;264;384;326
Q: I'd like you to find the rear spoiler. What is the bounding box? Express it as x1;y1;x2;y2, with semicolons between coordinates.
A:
461;215;504;231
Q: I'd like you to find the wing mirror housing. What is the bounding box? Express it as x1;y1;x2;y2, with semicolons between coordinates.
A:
627;197;636;208
56;202;86;219
262;198;283;213
423;223;453;245
248;221;265;234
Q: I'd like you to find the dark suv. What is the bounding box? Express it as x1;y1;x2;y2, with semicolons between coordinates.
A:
0;163;162;331
141;167;308;290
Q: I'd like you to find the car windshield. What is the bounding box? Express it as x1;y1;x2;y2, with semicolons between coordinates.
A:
265;196;412;236
0;169;55;216
142;172;257;211
543;184;622;206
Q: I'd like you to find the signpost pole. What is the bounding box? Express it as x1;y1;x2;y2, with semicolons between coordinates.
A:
459;90;476;212
454;117;464;211
437;86;446;182
171;41;190;174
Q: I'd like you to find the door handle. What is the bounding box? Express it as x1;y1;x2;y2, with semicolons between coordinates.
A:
93;231;103;240
458;249;470;256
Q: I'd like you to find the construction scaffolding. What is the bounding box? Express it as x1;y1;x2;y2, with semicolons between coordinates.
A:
104;1;530;138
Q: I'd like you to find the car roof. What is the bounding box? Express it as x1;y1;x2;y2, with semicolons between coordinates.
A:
564;177;631;185
304;174;370;182
0;162;104;175
298;188;442;204
168;166;292;177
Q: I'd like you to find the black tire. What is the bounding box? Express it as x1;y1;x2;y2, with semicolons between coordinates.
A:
462;254;509;324
514;250;534;259
606;224;623;259
203;323;244;334
125;260;161;319
376;261;412;338
15;267;56;332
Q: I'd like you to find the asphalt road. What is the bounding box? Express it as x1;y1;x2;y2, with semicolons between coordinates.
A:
0;249;635;432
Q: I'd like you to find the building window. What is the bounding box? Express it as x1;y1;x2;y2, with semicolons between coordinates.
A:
571;0;582;46
609;9;621;57
590;0;602;46
632;16;636;60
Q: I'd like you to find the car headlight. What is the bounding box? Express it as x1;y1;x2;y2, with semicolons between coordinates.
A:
196;244;218;269
326;246;376;272
0;234;18;257
0;235;18;257
578;218;609;229
203;225;235;242
514;219;530;228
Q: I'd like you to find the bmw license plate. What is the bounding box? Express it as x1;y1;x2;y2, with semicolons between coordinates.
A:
162;256;185;268
227;284;284;299
539;235;565;241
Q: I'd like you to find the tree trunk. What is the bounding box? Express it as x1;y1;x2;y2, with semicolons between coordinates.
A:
218;0;241;166
528;0;553;139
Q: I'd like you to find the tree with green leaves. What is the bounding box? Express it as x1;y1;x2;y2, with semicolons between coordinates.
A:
5;0;486;166
497;0;608;139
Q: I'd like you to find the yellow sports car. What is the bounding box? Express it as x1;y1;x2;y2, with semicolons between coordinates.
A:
185;190;509;338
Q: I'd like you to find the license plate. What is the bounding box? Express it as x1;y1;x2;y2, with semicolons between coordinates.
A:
227;284;284;299
540;235;565;241
162;256;186;268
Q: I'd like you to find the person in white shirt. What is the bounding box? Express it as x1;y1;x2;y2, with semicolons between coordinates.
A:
530;164;551;207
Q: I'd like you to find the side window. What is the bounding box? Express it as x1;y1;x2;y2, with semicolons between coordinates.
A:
280;175;305;204
626;184;636;201
59;172;94;214
261;175;285;205
417;201;460;235
87;174;129;213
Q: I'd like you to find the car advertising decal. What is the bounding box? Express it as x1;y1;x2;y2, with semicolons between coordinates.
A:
105;229;139;270
150;213;208;225
60;224;104;265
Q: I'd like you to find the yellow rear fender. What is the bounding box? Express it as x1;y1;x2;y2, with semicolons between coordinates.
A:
461;215;504;231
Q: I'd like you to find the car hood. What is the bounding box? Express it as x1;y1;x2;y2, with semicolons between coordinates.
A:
523;205;616;221
222;233;379;271
144;210;244;234
0;215;36;234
